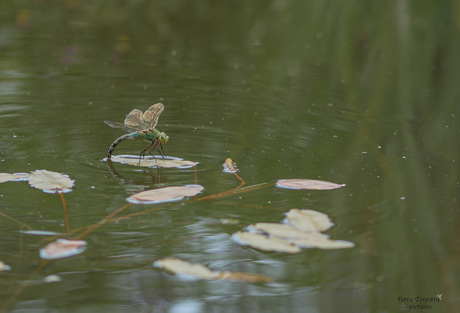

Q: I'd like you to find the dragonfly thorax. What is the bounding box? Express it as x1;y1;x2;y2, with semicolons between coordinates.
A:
137;129;168;145
138;129;160;141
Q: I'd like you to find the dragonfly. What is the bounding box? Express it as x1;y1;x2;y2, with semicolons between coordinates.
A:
104;103;169;162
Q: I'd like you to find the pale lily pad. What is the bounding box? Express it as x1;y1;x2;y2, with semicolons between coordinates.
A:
39;239;87;259
0;261;11;271
28;170;74;194
291;238;355;249
0;172;29;183
222;158;239;173
276;179;346;190
284;209;334;232
154;257;220;280
109;155;197;168
248;223;329;239
154;257;271;283
127;185;204;204
232;231;301;254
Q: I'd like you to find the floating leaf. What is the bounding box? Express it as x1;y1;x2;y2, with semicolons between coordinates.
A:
217;271;271;283
108;155;197;168
0;261;11;271
39;239;87;259
248;223;329;239
234;208;354;252
28;170;74;194
127;185;204;204
0;173;16;183
154;257;271;283
291;238;355;249
0;172;29;183
43;274;62;283
232;231;301;254
154;257;220;280
222;158;239;173
284;209;334;232
276;179;346;190
246;221;354;250
20;230;61;236
220;218;240;225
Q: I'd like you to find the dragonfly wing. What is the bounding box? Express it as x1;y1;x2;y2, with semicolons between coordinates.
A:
143;103;164;129
104;120;141;133
124;109;149;129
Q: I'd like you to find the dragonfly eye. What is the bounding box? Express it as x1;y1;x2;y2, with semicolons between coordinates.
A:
160;132;169;144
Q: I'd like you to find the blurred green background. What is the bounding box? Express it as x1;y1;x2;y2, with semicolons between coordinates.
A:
1;1;459;312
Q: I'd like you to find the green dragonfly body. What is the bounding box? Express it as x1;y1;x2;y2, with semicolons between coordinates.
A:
104;103;169;160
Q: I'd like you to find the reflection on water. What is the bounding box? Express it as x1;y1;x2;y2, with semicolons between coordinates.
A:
1;1;459;312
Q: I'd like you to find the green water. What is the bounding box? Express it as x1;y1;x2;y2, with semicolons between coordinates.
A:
1;1;459;312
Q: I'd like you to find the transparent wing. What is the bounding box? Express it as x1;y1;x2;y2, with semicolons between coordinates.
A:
124;109;150;130
104;120;142;133
142;103;164;129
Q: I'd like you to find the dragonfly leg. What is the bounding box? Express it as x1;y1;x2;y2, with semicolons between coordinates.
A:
139;142;155;164
148;140;160;162
158;142;166;159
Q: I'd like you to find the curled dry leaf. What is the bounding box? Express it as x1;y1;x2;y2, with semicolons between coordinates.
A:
127;185;204;204
222;158;239;173
154;257;271;283
0;172;29;183
276;179;346;190
232;231;301;254
0;261;11;271
109;155;197;168
39;239;87;260
28;170;74;194
284;209;334;232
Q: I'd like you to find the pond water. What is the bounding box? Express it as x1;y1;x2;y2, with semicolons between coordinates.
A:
1;2;459;312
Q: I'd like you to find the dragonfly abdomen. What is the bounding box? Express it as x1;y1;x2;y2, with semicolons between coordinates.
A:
106;132;138;159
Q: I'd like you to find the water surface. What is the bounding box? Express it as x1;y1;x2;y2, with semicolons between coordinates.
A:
1;1;459;312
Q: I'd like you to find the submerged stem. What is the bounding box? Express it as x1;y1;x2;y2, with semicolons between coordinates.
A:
59;192;70;238
75;203;133;240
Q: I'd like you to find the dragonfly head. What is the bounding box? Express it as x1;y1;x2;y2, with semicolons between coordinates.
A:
158;132;169;145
